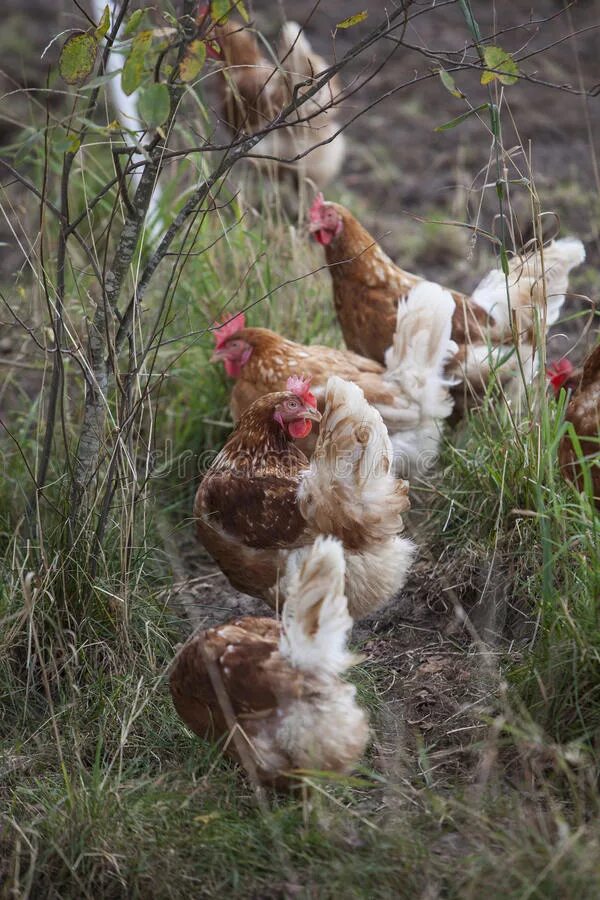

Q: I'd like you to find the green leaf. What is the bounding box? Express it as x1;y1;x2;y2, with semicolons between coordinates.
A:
500;247;510;276
138;82;171;128
435;103;488;132
59;32;98;85
481;45;519;86
121;30;153;96
237;1;250;23
80;69;121;90
95;4;110;40
124;9;145;37
437;67;464;99
180;40;207;82
210;0;234;23
336;10;368;28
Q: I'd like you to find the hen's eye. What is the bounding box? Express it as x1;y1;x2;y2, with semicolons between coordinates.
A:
287;399;299;409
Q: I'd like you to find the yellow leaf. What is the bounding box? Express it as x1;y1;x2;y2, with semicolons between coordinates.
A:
337;10;368;29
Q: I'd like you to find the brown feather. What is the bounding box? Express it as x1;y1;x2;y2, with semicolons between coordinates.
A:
321;203;486;364
193;386;412;617
558;343;600;505
213;20;345;187
222;326;399;427
169;612;368;787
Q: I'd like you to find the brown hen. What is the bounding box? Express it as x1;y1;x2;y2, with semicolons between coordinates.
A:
214;20;345;187
170;536;369;787
194;375;415;619
309;195;585;411
554;344;600;505
211;278;458;477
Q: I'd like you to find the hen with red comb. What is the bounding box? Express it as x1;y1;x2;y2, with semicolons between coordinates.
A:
194;375;415;619
309;197;585;416
209;281;460;478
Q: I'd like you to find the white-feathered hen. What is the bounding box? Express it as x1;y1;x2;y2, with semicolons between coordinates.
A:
170;537;369;787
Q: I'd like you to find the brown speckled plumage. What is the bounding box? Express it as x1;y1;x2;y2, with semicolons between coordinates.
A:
320;203;487;365
558;344;600;505
194;380;415;618
314;203;584;418
170;537;370;786
219;325;414;458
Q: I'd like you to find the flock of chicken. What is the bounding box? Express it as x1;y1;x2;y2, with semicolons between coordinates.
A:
169;18;598;787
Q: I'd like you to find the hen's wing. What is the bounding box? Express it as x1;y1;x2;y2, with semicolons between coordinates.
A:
170;618;300;741
196;470;306;550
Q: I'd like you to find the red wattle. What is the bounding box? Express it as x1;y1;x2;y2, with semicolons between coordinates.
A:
288;418;313;439
313;229;331;246
224;359;241;378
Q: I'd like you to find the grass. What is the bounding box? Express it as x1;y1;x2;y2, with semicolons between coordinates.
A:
2;298;600;897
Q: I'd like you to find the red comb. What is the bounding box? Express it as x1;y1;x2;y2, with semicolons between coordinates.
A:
547;358;573;380
286;375;317;408
212;312;245;348
309;192;326;224
547;357;574;394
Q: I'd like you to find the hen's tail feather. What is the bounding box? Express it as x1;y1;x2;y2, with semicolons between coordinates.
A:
279;536;357;675
383;280;458;421
472;237;586;336
299;376;411;546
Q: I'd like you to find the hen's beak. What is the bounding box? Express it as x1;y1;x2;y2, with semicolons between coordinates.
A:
303;406;322;423
210;348;225;362
308;221;323;234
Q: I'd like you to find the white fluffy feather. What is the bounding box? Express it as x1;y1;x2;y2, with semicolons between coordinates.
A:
300;376;400;532
471;237;586;334
279;536;356;675
297;376;416;617
376;281;457;474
